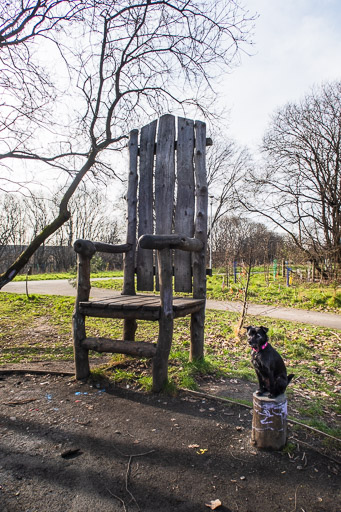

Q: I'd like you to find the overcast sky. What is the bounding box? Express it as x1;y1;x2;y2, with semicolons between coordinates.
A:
221;0;341;151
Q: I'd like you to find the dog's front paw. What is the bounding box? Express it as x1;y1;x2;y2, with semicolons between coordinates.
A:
256;389;265;396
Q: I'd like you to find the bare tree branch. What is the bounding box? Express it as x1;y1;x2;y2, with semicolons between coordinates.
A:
240;81;341;278
0;0;256;288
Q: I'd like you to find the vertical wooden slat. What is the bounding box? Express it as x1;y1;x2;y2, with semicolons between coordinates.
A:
191;120;208;360
123;129;139;341
123;129;138;296
153;114;175;391
137;120;157;291
174;117;195;292
155;114;175;234
192;120;208;298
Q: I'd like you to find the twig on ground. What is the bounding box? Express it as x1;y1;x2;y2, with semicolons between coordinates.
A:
125;450;155;511
126;455;140;510
290;485;300;512
229;450;248;462
106;449;155;511
110;448;155;511
289;436;340;465
3;397;38;406
106;487;127;512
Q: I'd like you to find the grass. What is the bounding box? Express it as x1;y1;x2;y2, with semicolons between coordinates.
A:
0;292;340;437
11;268;341;313
90;270;341;313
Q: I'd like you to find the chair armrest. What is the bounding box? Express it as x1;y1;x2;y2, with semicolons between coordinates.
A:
138;234;203;252
74;239;131;257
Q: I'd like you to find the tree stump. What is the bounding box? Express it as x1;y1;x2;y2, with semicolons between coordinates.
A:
251;392;287;450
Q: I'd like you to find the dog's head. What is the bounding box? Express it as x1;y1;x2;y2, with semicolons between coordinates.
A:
245;325;269;351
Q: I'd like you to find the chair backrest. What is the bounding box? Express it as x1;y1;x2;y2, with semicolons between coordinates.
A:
123;114;208;296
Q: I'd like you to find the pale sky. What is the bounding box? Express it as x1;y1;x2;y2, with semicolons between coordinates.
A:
222;0;341;151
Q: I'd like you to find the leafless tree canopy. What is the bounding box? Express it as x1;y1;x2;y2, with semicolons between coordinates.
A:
0;188;120;268
1;0;254;180
212;215;287;267
240;81;341;277
0;0;255;287
207;135;252;231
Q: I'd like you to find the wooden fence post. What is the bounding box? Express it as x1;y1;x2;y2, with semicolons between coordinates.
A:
251;392;287;450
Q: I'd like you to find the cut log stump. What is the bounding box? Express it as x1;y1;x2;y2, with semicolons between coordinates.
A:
251;392;287;450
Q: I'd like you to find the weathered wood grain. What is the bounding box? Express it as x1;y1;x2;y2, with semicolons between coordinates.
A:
137;120;157;291
139;234;202;252
82;337;157;358
153;115;176;391
175;117;195;292
155;114;175;235
123;129;139;340
74;239;131;255
72;253;91;379
251;393;288;450
73;115;209;391
190;120;208;360
123;129;138;296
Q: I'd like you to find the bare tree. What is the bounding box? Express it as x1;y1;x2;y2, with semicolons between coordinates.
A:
0;195;27;255
0;0;255;288
212;215;284;266
52;189;120;246
207;136;252;232
239;81;341;279
0;1;87;191
0;188;121;271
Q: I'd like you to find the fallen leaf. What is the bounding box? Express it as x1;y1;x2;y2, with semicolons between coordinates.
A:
197;448;208;455
205;499;222;510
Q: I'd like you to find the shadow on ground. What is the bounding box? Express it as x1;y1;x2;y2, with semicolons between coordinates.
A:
0;370;340;512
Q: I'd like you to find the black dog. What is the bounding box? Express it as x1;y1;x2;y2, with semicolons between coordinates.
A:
246;326;294;398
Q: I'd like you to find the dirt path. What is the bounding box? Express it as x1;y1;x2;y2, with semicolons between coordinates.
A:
0;371;340;512
2;279;341;329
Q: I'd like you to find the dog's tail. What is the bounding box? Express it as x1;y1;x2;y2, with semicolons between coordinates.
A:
287;374;294;385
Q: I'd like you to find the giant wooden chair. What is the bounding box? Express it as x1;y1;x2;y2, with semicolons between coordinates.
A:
72;114;209;392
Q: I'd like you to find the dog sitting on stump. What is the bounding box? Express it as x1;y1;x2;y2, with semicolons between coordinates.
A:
246;326;294;398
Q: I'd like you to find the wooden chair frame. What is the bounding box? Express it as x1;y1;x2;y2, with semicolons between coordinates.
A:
72;115;208;392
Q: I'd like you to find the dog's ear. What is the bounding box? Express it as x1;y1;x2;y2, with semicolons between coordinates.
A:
261;326;269;333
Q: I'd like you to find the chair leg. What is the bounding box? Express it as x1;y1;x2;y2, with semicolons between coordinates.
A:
72;311;90;379
190;308;205;361
124;319;137;341
152;316;173;392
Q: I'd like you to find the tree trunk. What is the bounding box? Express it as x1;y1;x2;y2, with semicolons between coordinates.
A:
251;392;287;450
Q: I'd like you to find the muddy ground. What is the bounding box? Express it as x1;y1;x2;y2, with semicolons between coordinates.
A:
0;363;340;512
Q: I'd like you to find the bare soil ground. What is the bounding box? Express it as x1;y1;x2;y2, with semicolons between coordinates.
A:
0;363;340;512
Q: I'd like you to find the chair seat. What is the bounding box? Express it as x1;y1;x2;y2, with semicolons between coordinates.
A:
79;294;205;321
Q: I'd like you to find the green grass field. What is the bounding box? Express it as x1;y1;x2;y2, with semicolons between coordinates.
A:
13;267;341;312
0;292;340;438
89;271;341;313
